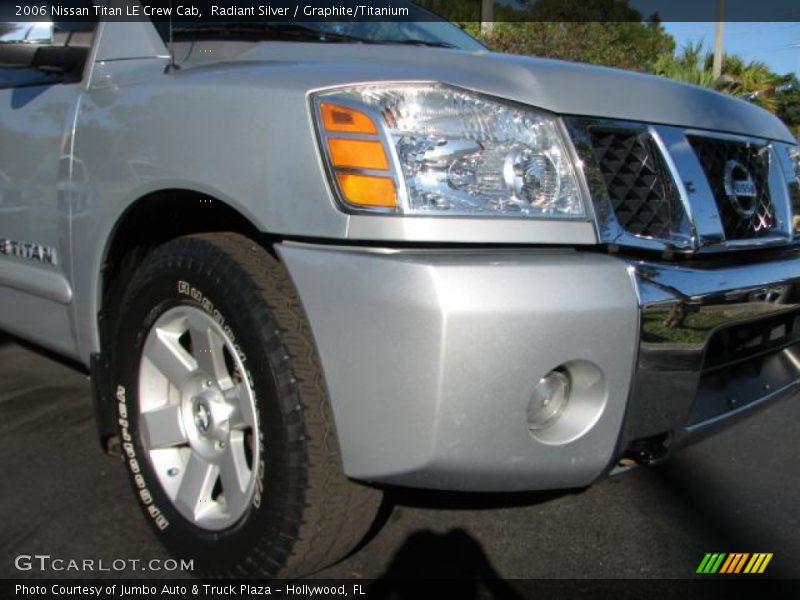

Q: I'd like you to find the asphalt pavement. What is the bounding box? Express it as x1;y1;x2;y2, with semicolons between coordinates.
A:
1;332;798;580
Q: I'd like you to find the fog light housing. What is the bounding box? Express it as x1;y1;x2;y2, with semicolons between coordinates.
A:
527;370;570;430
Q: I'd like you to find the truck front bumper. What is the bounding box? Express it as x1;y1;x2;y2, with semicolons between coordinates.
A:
277;243;800;491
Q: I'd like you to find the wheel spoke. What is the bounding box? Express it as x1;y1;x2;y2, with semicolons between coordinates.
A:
187;313;231;387
139;304;262;531
175;453;218;519
219;435;250;511
140;404;186;449
225;383;256;429
144;328;196;388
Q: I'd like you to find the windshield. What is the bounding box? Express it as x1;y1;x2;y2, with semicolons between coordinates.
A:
165;3;483;51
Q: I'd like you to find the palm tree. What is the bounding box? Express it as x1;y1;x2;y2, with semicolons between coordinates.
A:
653;43;717;88
713;55;779;111
654;43;779;112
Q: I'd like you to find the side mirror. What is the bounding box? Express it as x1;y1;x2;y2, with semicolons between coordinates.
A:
0;21;53;44
0;21;87;80
0;22;54;70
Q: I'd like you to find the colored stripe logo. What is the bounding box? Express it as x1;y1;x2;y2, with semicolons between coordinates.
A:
696;553;773;574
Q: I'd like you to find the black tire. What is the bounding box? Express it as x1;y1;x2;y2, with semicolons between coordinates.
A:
110;232;382;578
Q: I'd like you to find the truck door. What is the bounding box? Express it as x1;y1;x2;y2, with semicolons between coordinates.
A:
0;21;96;357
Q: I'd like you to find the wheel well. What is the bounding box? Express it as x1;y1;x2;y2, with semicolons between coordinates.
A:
93;190;271;451
100;190;267;345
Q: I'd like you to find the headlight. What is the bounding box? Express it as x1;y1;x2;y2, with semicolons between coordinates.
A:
312;84;586;218
779;146;800;233
788;147;800;181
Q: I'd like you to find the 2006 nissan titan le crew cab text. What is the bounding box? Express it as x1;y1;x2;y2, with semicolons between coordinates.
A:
1;5;799;578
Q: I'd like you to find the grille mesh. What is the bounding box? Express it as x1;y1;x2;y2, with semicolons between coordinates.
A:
588;127;679;239
688;136;773;239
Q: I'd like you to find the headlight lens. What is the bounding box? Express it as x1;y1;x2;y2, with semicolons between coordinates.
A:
788;147;800;181
780;146;800;233
313;84;586;218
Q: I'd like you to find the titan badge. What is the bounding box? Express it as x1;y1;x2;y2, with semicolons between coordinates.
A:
0;239;58;267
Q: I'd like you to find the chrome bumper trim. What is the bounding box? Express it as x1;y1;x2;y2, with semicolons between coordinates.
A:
620;251;800;455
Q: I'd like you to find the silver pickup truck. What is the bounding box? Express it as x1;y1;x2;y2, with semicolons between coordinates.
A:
1;9;799;578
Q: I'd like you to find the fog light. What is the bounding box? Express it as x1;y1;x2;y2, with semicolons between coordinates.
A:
527;370;570;430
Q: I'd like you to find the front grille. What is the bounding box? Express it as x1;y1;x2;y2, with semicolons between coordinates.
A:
588;127;680;239
566;116;787;251
688;136;774;239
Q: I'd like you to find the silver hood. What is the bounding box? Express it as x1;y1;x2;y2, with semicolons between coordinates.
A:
201;42;795;144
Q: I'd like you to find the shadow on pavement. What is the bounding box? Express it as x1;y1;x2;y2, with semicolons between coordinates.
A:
369;528;525;598
345;486;578;564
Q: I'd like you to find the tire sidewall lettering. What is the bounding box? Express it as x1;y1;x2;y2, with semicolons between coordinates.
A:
177;280;246;365
115;383;170;531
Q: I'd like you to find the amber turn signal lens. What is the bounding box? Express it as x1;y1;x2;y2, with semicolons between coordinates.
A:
318;100;398;209
336;173;397;207
320;102;378;134
328;138;390;171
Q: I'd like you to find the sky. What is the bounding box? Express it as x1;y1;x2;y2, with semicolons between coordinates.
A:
663;22;799;77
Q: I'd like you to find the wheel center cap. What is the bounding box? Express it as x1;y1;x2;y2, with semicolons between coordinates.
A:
194;401;212;434
188;386;231;443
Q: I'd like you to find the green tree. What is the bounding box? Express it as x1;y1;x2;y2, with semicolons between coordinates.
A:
472;20;673;71
443;0;674;71
774;74;800;139
419;0;674;70
715;54;780;112
652;43;783;113
652;42;717;87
